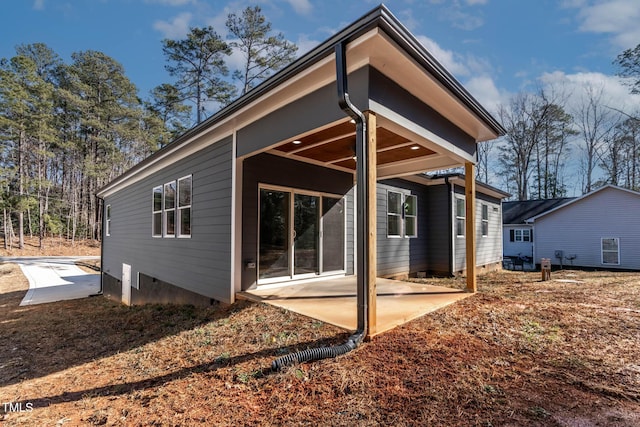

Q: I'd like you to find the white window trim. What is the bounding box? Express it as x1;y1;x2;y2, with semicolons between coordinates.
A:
404;194;418;238
386;190;418;239
387;190;403;238
163;180;176;238
152;186;163;238
514;229;531;242
601;237;620;265
455;197;465;238
481;204;489;237
105;204;111;237
177;174;192;238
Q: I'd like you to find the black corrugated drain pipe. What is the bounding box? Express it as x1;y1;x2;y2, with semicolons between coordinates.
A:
272;41;368;371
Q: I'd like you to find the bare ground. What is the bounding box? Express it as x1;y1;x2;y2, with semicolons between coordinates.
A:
0;267;639;426
0;236;101;257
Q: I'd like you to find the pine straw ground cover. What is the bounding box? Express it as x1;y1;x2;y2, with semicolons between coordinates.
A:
1;266;639;426
0;237;101;257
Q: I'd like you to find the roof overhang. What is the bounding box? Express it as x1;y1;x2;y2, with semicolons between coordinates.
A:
97;5;504;198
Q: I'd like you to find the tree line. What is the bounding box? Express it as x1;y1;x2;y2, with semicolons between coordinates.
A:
0;6;296;249
2;7;640;249
478;45;640;200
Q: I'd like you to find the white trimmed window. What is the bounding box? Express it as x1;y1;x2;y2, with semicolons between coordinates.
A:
152;186;162;237
601;237;620;265
481;204;489;237
387;191;418;238
387;191;402;237
455;197;465;237
404;194;417;237
513;229;531;242
164;181;176;237
105;204;111;237
177;175;192;237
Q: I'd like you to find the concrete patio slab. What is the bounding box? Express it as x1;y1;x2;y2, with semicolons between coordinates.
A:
238;276;471;335
1;257;101;306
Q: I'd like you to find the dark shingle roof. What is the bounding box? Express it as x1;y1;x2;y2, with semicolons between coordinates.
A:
502;198;575;224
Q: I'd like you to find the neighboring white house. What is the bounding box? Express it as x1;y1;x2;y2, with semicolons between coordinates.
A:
527;185;640;270
502;198;574;259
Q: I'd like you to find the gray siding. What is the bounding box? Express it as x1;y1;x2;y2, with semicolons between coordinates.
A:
452;185;503;272
102;137;233;303
376;179;430;277
236;67;369;158
241;153;354;290
534;187;640;269
424;184;452;275
369;68;476;158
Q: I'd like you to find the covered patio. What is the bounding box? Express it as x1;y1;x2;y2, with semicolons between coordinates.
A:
238;276;470;336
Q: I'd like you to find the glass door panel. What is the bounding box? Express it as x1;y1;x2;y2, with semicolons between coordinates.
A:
322;196;345;272
259;189;290;279
293;194;319;276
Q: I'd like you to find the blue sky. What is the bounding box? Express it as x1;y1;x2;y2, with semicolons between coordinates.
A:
3;0;640;194
3;0;639;115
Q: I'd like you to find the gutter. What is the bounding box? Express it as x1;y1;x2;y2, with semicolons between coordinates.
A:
91;194;104;297
445;176;454;275
272;41;367;370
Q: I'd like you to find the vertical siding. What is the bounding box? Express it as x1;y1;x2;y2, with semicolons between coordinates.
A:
534;187;640;269
102;137;234;303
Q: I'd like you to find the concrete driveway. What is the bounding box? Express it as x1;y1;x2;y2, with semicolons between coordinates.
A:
239;276;471;336
0;256;101;306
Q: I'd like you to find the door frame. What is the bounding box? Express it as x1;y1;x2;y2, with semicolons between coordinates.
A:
257;183;347;285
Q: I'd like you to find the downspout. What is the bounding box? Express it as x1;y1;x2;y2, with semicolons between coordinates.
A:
92;194;104;296
272;41;367;370
445;177;454;275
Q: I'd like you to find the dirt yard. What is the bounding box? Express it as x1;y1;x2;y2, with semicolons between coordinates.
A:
0;236;101;257
1;266;639;426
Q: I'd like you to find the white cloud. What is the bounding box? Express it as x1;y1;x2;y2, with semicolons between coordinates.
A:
33;0;45;10
569;0;640;49
539;70;640;115
464;75;506;115
285;0;312;16
295;34;321;57
416;35;470;77
153;12;192;39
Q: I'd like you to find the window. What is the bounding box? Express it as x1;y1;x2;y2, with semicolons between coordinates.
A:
510;229;531;242
481;204;489;237
602;237;619;265
387;191;402;237
387;191;418;238
455;198;465;237
164;181;176;237
152;186;162;237
105;205;111;237
404;194;417;238
178;175;192;237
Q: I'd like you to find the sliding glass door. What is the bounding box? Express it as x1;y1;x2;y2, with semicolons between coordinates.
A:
258;187;345;283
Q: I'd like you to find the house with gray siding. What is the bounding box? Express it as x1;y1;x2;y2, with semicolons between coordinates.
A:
96;5;505;307
528;185;640;270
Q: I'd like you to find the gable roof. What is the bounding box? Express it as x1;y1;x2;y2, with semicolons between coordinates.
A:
527;184;640;222
97;4;505;198
502;197;575;225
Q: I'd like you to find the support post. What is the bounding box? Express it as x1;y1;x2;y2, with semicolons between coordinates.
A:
365;111;377;339
465;162;477;293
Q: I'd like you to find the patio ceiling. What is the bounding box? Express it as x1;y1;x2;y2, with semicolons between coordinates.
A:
268;119;461;179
